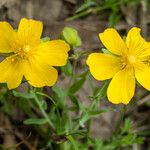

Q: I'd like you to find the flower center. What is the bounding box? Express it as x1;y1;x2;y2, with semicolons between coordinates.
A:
128;55;136;64
15;45;31;59
23;45;31;52
121;55;136;69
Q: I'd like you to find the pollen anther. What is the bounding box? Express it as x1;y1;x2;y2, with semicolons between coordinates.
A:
23;45;30;52
128;55;136;64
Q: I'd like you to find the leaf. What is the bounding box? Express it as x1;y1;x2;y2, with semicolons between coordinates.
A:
61;60;73;76
24;118;48;125
78;70;89;78
108;8;121;27
67;135;79;150
88;109;108;116
68;95;80;108
94;80;110;100
36;92;57;106
16;99;34;116
52;85;66;108
13;91;35;99
68;77;86;94
121;118;133;134
75;0;97;13
120;134;144;146
1;99;13;114
79;108;108;127
79;113;89;127
52;85;66;100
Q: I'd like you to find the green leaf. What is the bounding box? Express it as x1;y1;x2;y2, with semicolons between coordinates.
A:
67;135;79;150
79;113;89;127
13;91;35;99
61;27;81;48
24;118;48;125
16;99;34;116
52;85;66;108
68;95;80;108
94;80;110;100
120;134;144;146
78;70;89;78
61;60;73;76
75;0;97;13
121;118;133;133
68;77;86;94
108;6;120;27
1;99;13;114
88;109;108;116
36;91;57;106
52;85;66;99
79;108;108;127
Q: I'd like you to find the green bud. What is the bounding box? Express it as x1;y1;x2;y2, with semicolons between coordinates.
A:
62;27;81;49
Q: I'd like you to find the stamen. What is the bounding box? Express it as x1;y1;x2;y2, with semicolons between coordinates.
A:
23;45;30;52
128;55;136;64
11;58;15;62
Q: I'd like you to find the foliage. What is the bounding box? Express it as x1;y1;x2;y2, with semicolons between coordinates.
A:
67;0;146;27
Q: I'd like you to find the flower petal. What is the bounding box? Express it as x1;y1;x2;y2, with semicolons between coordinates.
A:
17;18;43;46
24;56;58;87
0;22;15;53
107;66;135;104
0;56;24;89
126;27;150;57
135;62;150;90
32;40;70;66
99;28;127;56
86;53;122;80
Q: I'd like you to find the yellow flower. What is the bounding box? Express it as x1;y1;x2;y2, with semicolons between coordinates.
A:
87;27;150;104
0;18;70;89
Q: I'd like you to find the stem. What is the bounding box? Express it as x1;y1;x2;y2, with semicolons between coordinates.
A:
33;93;55;129
66;9;92;21
114;105;126;135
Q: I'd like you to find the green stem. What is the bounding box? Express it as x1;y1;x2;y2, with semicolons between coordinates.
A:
66;9;93;21
33;93;55;130
114;105;126;135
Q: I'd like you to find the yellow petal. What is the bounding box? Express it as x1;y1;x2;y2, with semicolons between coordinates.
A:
86;53;122;80
99;28;127;56
107;66;135;104
32;40;70;66
0;56;24;89
17;18;43;46
0;22;15;53
126;27;150;57
24;56;58;87
135;62;150;90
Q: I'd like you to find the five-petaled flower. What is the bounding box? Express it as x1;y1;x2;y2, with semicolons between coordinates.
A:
0;18;70;89
87;27;150;104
